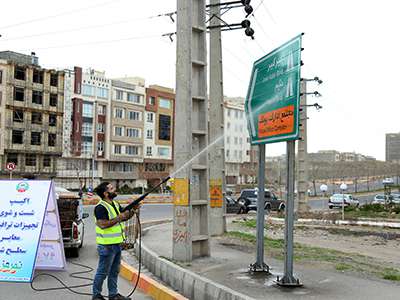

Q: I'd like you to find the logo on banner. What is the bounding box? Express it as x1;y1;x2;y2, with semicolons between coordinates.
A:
16;182;30;193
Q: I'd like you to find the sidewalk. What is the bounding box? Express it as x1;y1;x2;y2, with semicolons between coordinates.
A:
132;221;400;300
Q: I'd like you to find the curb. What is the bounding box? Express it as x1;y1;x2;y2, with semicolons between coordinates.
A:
135;224;255;300
120;261;188;300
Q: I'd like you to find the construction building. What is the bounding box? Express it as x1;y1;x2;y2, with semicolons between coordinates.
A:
0;51;64;179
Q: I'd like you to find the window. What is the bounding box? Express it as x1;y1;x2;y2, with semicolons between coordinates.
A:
32;90;43;105
114;108;124;119
13;110;24;123
126;146;139;155
48;133;56;147
247;137;250;143
33;69;43;84
114;127;123;136
25;154;36;167
0;70;2;84
50;73;58;87
114;145;122;154
50;93;57;107
7;153;18;165
158;147;170;157
12;130;24;144
226;137;230;144
239;137;243;145
82;85;95;96
14;66;26;81
159;98;171;109
234;150;238;158
49;114;57;126
246;150;250;156
127;128;139;138
149;96;156;105
240;125;243;132
158;114;171;141
82;103;93;117
43;155;51;167
235;110;239;118
82;123;93;136
31;132;41;145
128;111;140;121
97;141;104;152
227;122;230;129
239;151;243;160
147;112;154;123
14;87;24;101
96;87;109;99
31;112;42;125
97;123;105;133
234;137;238;145
146;130;153;139
81;141;92;154
127;93;141;103
146;146;152;156
98;105;106;115
116;90;123;100
226;150;230;158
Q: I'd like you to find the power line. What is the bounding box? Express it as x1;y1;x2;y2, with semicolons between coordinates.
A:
15;33;162;52
1;13;172;41
0;0;123;30
261;0;277;24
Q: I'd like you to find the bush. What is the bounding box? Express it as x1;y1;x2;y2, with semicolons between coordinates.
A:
360;204;386;213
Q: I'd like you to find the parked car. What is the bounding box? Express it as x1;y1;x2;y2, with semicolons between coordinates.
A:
55;187;89;257
225;196;240;213
328;193;359;209
391;193;400;204
373;194;397;204
237;189;285;214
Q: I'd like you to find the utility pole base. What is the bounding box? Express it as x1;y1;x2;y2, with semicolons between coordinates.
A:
248;262;270;274
276;275;303;287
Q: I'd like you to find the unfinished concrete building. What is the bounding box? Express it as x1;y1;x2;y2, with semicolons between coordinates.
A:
0;51;64;178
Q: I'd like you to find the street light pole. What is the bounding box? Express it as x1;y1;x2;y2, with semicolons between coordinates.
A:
340;183;347;221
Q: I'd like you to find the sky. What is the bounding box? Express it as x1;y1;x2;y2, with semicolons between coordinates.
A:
0;0;399;161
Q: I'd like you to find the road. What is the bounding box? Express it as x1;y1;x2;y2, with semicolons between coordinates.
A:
308;194;374;210
1;204;173;300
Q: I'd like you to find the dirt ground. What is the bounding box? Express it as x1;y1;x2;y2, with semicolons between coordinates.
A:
229;217;400;269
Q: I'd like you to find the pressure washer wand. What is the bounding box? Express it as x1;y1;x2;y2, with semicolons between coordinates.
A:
121;176;171;212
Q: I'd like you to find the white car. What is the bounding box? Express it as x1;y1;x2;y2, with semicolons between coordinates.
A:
374;194;400;205
328;194;359;209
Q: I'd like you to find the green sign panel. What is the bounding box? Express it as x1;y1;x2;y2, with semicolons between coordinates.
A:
245;35;302;144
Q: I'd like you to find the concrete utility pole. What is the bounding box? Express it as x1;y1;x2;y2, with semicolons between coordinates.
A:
209;0;226;235
297;80;310;212
173;0;210;262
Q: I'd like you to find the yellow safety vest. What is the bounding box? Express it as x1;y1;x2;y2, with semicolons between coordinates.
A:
95;200;125;245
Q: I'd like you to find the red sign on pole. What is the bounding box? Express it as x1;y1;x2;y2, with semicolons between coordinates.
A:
6;162;16;171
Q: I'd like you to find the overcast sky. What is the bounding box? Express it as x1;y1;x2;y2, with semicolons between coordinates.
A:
0;0;398;161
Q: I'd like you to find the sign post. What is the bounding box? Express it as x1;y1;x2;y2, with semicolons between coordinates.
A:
245;34;303;285
6;163;16;180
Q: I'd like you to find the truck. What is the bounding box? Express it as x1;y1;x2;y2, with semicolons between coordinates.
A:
55;187;89;257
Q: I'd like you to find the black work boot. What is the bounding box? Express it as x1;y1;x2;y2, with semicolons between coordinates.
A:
92;295;106;300
109;293;131;300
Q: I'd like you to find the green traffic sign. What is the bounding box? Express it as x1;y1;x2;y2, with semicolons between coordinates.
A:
245;35;302;145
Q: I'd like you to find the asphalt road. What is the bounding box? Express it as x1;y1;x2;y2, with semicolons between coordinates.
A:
0;204;171;300
308;194;374;210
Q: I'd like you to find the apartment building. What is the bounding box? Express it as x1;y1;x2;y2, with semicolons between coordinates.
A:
0;51;64;178
56;67;110;189
142;85;175;188
224;97;253;184
386;133;400;163
102;77;146;189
